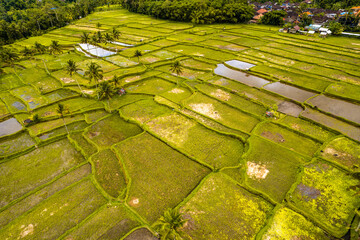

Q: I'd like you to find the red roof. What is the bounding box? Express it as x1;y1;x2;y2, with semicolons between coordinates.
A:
257;9;268;14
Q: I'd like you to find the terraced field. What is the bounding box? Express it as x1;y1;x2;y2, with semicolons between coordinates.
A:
1;7;360;240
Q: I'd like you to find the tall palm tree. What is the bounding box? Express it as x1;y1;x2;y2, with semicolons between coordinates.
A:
66;60;85;96
112;27;121;40
81;32;90;43
112;74;122;88
153;208;188;240
104;32;113;44
0;47;19;67
98;81;116;109
21;46;34;57
96;31;103;43
49;40;63;55
84;62;103;99
33;42;47;54
170;60;183;76
133;50;142;64
56;103;69;134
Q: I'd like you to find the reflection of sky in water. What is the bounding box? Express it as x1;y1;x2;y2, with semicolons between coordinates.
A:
225;60;255;70
111;41;134;47
79;44;116;57
12;101;26;110
76;47;92;58
0;118;23;136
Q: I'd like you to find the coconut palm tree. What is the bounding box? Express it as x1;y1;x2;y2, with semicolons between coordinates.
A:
112;74;122;88
81;32;90;43
21;46;34;57
49;40;63;55
66;59;85;96
133;50;142;64
84;62;103;99
104;32;113;44
56;103;69;134
96;31;103;43
153;208;188;240
98;81;116;109
112;27;121;39
170;60;183;76
0;47;19;67
33;42;47;54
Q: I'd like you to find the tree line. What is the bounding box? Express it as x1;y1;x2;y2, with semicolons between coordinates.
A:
0;0;121;45
121;0;255;24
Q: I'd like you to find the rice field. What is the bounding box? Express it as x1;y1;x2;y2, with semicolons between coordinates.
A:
0;7;359;240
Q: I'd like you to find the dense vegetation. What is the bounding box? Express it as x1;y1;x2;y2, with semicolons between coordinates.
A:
0;0;120;45
121;0;255;24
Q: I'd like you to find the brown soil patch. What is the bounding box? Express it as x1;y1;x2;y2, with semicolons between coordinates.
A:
261;131;285;143
88;131;100;138
290;123;301;131
322;147;356;167
211;89;230;101
20;224;34;238
128;197;140;207
247;162;269;180
124;75;141;83
189;103;221;120
168;88;184;94
82;90;94;95
60;78;75;84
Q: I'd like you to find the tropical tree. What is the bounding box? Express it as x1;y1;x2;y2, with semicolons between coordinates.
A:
133;49;142;64
21;46;34;57
96;31;103;43
112;27;121;39
104;32;113;44
153;208;188;240
33;42;47;54
80;32;90;43
49;40;63;55
0;47;19;66
112;74;122;88
98;81;116;109
56;103;69;135
96;22;102;28
84;62;103;99
66;59;85;96
170;60;183;75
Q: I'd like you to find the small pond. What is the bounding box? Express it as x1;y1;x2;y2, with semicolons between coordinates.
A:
264;82;316;102
225;60;255;70
0;118;23;137
79;44;116;57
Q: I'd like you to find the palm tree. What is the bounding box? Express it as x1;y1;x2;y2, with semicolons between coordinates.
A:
96;31;103;43
49;40;63;55
98;81;116;109
81;32;90;43
66;60;85;96
153;208;188;240
104;32;113;44
133;50;142;64
84;62;103;99
112;74;122;88
170;61;183;76
0;47;19;67
56;103;69;134
112;27;121;39
33;42;47;54
21;46;34;57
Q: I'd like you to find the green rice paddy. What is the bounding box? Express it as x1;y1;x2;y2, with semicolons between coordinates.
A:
0;7;359;240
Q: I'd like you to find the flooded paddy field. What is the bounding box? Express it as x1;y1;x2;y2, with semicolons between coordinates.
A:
0;7;360;240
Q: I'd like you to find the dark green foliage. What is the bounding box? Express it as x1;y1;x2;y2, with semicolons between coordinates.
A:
259;10;286;26
121;0;254;24
299;13;312;28
328;21;344;35
153;208;188;240
169;60;183;76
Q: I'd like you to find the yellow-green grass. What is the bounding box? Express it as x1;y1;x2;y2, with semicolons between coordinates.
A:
91;149;127;198
160;86;192;104
119;44;160;58
108;94;153;110
201;39;247;52
33;76;63;94
38;120;88;141
113;132;210;223
51;69;89;86
277;115;336;142
180;58;216;71
11;85;48;110
77;59;119;75
253;122;321;157
0;92;27;113
0;132;35;158
244;136;306;203
145;112;244;169
44;89;78;103
84;109;110;124
195;83;267;117
156;65;207;80
69;131;98;158
62;204;140;240
325;82;360;103
287;161;360;238
106;55;138;67
184;92;260;133
0;164;91;229
0;73;24;91
180;173;273;240
86;114;142;148
0;178;106;239
120;99;172;124
0;100;9;118
0;139;85;208
38;53;88;70
150;49;182;60
166;44;236;61
126;78;176;95
260;206;329;240
319;136;360;173
150;39;178;47
166;33;207;43
17;67;48;84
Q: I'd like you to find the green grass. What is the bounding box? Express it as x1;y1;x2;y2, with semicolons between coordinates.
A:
0;139;85;208
253;122;321;157
0;132;35;158
91;149;127;198
146;112;244;168
287;161;360;238
86;114;143;148
180;173;273;240
126;78;176;95
325;82;360;102
244;136;306;203
114;132;210;223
